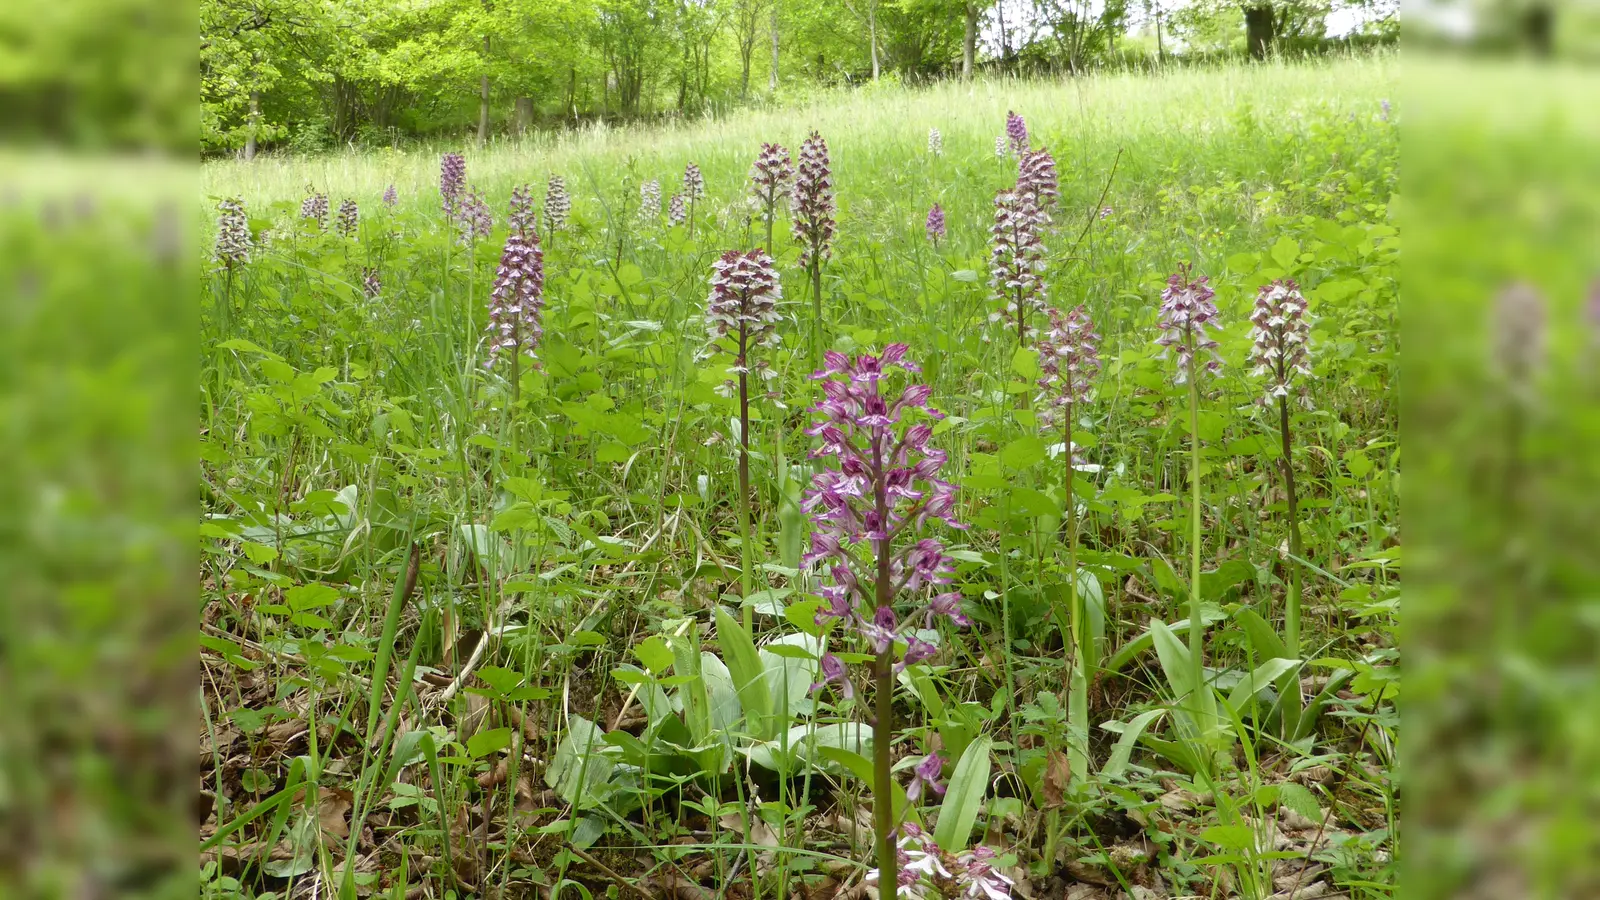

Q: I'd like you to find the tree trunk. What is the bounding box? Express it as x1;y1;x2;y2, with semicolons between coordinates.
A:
769;4;780;92
513;97;534;135
244;89;260;160
868;1;880;80
1244;4;1274;60
477;35;491;148
963;2;977;78
740;39;753;97
1155;2;1166;63
678;43;690;111
566;66;577;122
996;0;1009;64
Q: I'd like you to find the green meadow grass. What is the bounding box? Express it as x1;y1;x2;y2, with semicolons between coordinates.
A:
200;53;1399;900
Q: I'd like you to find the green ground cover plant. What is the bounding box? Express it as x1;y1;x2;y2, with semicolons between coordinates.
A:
199;55;1399;900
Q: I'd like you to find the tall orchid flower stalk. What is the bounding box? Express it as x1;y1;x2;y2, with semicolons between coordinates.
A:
214;197;252;271
793;130;836;371
1005;110;1029;155
440;152;466;217
484;186;545;406
300;189;329;232
544;175;570;250
336;199;360;238
1156;265;1223;742
683;161;705;235
1249;280;1312;654
1016;149;1059;220
749;142;795;254
803;345;967;900
639;179;662;222
703;250;783;625
989;189;1048;348
1036;305;1101;784
213;196;252;327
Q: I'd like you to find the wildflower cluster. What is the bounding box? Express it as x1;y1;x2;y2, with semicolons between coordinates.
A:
1016;148;1059;214
994;136;1007;158
668;193;687;226
926;203;946;245
1248;279;1313;407
484;190;545;371
988;190;1049;342
508;184;538;235
928;126;943;156
440;152;466;215
792;130;836;267
455;187;493;246
1037;305;1102;427
213;197;252;267
300;190;329;231
803;344;967;686
336;198;360;237
749;142;795;219
701;250;783;388
683;161;705;201
864;824;1015;900
362;266;382;299
1005;111;1028;155
640;179;662;220
383;184;398;208
1155;264;1223;383
545;176;570;232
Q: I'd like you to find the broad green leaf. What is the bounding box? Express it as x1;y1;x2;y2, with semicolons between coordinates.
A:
286;583;339;611
1000;436;1048;470
466;727;512;758
715;607;773;739
1100;709;1166;779
1104;608;1226;674
1235;608;1289;661
1225;657;1302;714
1200;824;1257;851
1149;620;1195;698
1011;347;1040;379
934;735;992;850
633;636;674;675
1277;782;1323;823
546;716;613;806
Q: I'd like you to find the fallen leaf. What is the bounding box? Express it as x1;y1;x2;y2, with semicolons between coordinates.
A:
1042;750;1071;810
318;787;354;838
638;872;714;900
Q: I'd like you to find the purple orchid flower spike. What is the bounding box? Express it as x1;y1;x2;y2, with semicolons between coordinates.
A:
1155;263;1222;384
926;202;946;245
803;343;969;897
1249;279;1313;408
336;198;359;237
440;152;465;215
1005;110;1028;154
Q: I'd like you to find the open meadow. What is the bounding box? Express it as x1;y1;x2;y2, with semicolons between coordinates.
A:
200;55;1400;900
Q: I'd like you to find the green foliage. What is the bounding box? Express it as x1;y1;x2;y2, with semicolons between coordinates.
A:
197;58;1399;898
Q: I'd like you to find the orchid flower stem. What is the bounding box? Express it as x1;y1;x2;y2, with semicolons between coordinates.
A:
811;259;823;375
1278;394;1303;657
1186;344;1206;723
739;354;754;633
1065;408;1088;784
873;647;897;900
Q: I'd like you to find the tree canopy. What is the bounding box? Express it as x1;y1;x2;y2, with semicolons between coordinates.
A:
198;0;1394;155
